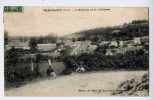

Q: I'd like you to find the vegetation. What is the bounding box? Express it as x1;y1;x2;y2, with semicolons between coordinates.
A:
36;35;58;44
63;48;149;72
5;48;44;88
29;37;38;51
4;20;149;88
112;73;149;96
71;20;148;42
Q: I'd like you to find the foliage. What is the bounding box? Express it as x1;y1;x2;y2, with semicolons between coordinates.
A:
29;38;38;51
63;49;149;71
72;20;149;42
5;48;43;87
37;35;57;44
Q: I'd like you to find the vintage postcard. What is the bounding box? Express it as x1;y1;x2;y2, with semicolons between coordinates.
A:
4;6;149;96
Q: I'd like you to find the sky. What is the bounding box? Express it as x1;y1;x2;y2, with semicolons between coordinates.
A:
4;7;149;37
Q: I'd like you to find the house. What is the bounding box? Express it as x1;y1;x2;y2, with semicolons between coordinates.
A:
140;36;149;45
99;41;110;46
109;41;118;48
119;41;124;47
111;29;121;35
133;37;141;45
105;49;113;56
70;41;97;56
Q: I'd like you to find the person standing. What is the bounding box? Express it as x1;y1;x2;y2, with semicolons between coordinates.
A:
46;59;56;78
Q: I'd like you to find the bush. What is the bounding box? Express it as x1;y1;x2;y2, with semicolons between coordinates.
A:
112;73;149;96
63;49;149;71
5;49;45;87
29;38;38;52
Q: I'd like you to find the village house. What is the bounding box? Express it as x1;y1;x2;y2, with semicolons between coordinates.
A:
99;41;110;46
105;49;114;56
109;41;118;48
133;37;141;45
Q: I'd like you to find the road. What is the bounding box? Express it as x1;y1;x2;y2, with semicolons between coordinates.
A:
5;70;147;96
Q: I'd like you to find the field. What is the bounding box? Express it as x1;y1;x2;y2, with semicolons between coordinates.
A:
5;70;148;96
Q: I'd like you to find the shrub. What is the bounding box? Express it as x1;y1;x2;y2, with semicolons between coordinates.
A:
63;49;149;71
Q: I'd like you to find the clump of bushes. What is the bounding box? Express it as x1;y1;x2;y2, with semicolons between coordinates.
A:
5;48;43;88
63;48;149;72
112;73;149;96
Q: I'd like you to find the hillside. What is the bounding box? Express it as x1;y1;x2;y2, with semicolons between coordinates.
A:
65;20;148;41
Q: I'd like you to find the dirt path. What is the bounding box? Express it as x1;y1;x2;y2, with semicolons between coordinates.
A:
5;70;148;96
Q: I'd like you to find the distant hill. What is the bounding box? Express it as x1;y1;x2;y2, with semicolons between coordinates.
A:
65;20;149;42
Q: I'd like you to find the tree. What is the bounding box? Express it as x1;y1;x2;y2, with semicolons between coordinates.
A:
29;38;38;51
72;38;76;42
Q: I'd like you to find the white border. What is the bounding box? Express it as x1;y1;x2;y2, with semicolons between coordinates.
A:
0;0;151;6
0;0;154;100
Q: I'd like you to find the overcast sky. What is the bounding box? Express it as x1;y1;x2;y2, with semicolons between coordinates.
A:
4;7;148;37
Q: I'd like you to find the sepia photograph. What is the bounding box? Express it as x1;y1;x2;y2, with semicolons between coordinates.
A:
4;6;149;96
